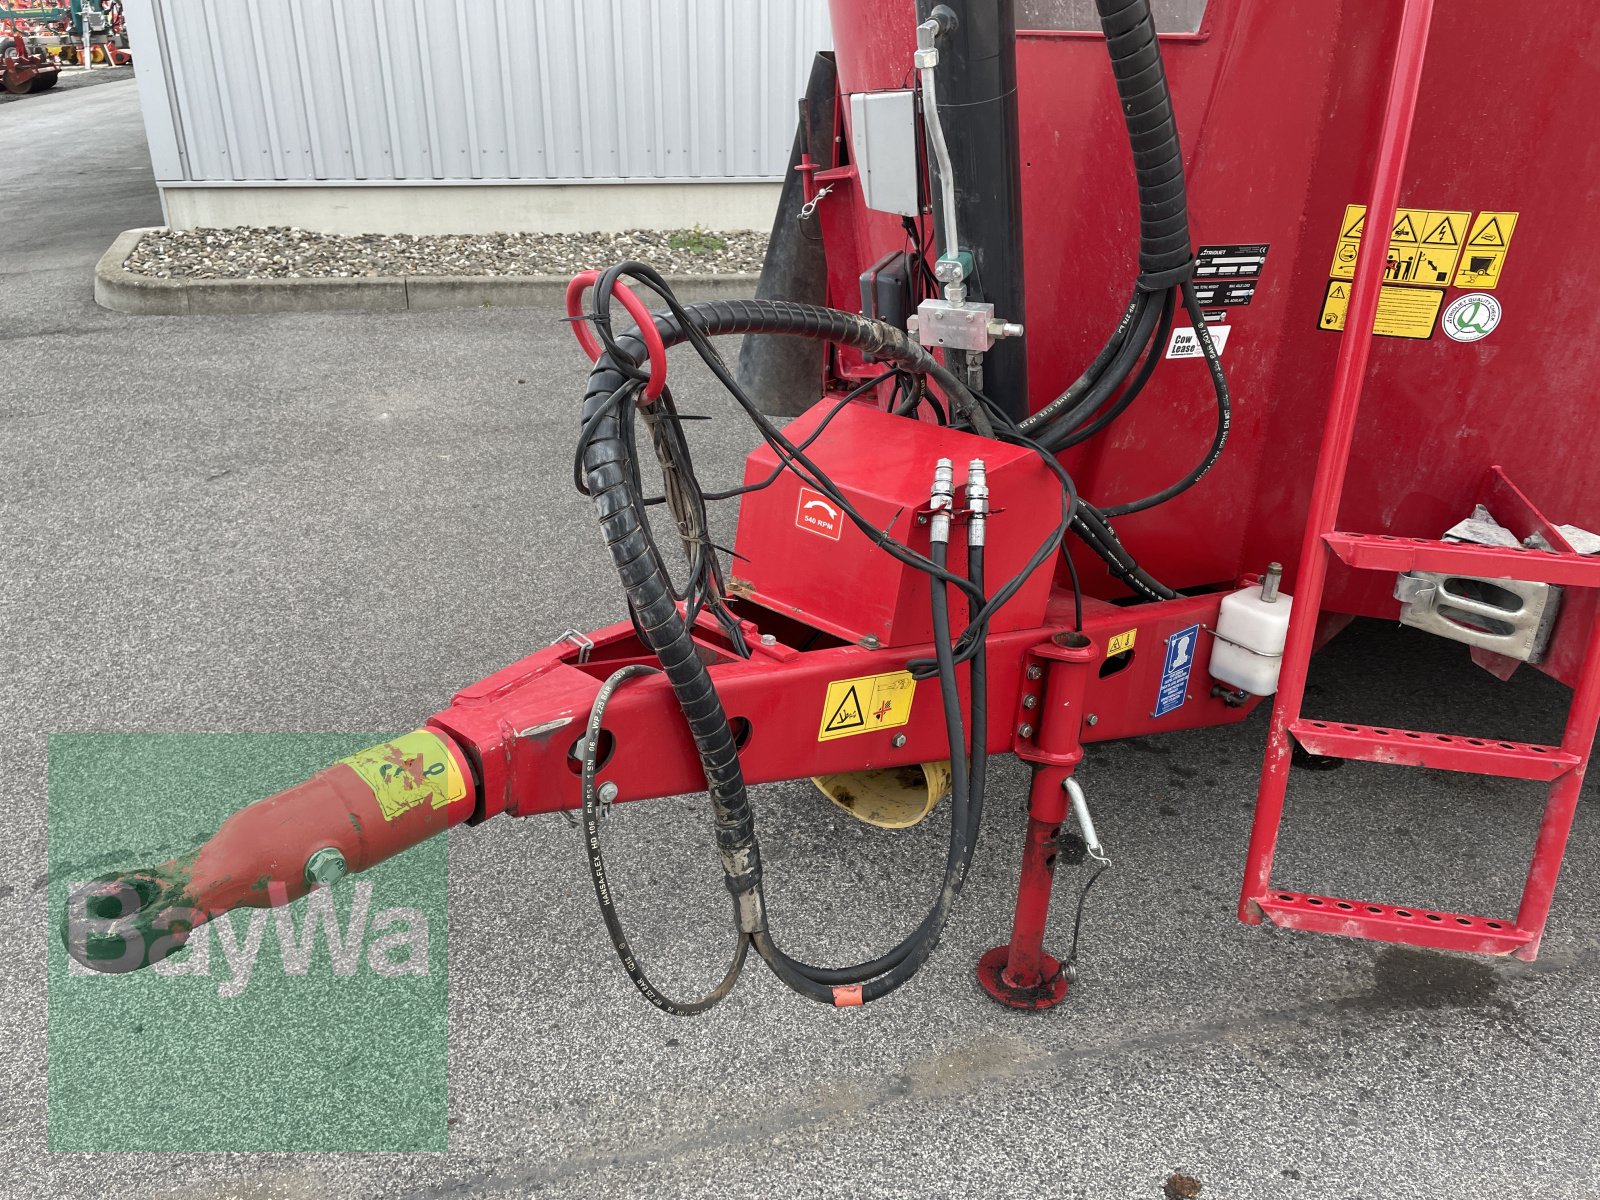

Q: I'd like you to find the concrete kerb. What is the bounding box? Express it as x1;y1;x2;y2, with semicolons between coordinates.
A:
94;227;761;316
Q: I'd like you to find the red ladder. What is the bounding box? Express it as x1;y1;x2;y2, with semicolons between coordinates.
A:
1237;0;1600;961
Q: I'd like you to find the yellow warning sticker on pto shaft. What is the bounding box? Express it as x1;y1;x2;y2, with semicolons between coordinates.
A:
1320;280;1443;339
818;671;917;742
339;730;466;822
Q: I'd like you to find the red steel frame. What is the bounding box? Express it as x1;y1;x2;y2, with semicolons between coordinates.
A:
1237;0;1600;960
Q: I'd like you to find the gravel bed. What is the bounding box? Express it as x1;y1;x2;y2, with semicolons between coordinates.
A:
123;226;769;280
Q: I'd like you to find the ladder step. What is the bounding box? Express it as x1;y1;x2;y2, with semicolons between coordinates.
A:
1289;719;1580;781
1323;531;1600;587
1255;890;1532;955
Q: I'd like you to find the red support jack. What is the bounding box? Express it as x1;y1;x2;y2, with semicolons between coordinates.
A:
978;631;1096;1009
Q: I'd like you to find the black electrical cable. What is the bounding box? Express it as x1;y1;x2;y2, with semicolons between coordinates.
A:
580;664;749;1015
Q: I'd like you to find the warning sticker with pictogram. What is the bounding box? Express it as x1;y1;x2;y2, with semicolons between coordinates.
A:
1319;280;1443;340
1453;211;1520;290
795;486;843;541
817;670;917;742
1329;204;1470;287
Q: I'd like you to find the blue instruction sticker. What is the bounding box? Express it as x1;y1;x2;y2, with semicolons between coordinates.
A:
1154;624;1200;718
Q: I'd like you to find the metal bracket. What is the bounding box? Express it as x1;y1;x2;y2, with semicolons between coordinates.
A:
1395;571;1562;663
553;629;594;664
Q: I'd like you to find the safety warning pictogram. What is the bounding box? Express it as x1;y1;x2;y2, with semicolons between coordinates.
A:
817;671;916;742
1454;211;1520;291
1329;204;1470;287
1319;280;1443;340
823;686;864;734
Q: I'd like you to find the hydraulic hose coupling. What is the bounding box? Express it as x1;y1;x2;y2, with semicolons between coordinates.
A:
967;458;988;548
929;457;955;545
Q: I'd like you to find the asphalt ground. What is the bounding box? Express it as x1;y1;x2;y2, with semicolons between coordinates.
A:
5;79;1599;1199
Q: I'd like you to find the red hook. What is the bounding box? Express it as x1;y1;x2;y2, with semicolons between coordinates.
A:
565;270;668;400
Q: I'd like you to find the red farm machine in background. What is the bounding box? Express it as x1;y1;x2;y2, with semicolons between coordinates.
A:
66;0;1600;1013
1;6;61;94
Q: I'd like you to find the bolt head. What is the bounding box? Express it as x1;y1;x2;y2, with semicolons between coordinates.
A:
598;781;620;804
304;847;348;889
759;633;777;647
1026;664;1043;681
892;734;907;749
1018;724;1034;740
861;634;881;650
1086;714;1100;727
1022;694;1038;710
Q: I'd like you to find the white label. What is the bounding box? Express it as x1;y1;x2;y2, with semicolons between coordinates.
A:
1441;293;1502;343
1165;324;1232;360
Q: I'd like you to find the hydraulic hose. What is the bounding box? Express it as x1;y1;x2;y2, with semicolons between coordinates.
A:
755;533;979;1005
580;664;750;1015
1098;0;1192;284
580;297;992;1004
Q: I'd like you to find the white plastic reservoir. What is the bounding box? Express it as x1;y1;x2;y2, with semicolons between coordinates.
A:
1208;564;1293;696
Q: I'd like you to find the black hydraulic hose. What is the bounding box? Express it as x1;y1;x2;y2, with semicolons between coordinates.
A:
756;536;979;1004
580;293;1000;1005
1034;292;1164;453
1055;287;1177;450
580;664;749;1015
1023;0;1194;446
964;544;988;859
1019;289;1141;436
1098;0;1191;282
1071;500;1179;601
1100;280;1231;517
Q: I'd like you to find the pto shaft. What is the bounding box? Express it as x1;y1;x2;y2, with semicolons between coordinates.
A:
63;729;477;973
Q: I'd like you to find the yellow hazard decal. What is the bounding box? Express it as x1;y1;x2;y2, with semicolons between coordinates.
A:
1106;629;1137;657
1320;280;1442;340
1454;211;1519;291
818;671;916;742
339;730;466;823
1329;204;1470;288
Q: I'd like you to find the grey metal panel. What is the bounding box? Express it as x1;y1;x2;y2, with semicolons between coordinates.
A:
136;0;833;185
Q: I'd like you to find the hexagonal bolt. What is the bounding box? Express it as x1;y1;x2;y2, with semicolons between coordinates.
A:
892;734;907;748
1018;724;1034;740
598;782;620;805
1021;694;1038;710
304;847;348;889
1026;664;1043;681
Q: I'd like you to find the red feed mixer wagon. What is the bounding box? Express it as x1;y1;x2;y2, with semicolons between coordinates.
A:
64;0;1600;1012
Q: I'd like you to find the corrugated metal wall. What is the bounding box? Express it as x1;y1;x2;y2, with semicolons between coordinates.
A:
133;0;832;185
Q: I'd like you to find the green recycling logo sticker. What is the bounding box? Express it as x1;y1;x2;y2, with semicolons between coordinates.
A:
1442;293;1502;343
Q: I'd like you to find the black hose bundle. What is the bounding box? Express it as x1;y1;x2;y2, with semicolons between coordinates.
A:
574;266;1059;1009
1015;0;1231;597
